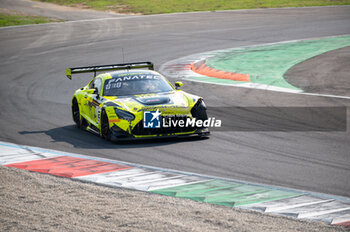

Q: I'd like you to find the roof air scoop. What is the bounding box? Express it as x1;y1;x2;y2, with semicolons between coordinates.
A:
135;96;171;105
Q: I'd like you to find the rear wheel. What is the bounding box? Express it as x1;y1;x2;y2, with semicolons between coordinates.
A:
72;98;81;128
101;110;111;141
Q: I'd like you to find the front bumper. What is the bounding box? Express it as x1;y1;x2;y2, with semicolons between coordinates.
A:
110;125;209;141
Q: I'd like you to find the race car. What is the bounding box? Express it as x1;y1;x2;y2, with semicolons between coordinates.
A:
66;62;209;141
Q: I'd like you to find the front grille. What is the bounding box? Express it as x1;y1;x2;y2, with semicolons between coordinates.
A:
132;115;196;135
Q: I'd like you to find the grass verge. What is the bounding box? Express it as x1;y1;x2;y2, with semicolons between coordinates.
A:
0;9;61;27
37;0;350;14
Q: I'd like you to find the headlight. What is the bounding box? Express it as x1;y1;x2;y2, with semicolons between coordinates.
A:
114;108;135;121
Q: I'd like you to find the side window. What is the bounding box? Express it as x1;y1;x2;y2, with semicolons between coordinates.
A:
89;78;102;94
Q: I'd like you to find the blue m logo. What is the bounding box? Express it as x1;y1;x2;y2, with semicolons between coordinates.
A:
143;109;161;128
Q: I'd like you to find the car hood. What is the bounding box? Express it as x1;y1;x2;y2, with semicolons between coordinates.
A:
103;91;192;114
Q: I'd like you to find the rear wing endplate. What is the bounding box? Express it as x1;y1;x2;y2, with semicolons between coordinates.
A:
66;62;154;79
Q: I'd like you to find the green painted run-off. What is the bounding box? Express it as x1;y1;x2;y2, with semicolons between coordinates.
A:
152;180;301;207
195;36;350;90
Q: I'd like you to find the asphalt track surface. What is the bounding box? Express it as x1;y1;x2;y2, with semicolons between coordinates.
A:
0;6;350;198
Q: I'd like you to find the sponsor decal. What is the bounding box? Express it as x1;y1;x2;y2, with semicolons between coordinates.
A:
96;106;101;124
109;119;121;123
139;105;184;112
105;75;159;90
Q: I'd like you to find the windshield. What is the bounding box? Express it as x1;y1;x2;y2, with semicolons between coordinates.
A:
103;73;174;96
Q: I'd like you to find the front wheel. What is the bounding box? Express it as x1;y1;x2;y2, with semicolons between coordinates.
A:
101;110;111;141
191;99;208;121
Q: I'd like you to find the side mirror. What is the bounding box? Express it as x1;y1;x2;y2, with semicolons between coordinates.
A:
175;81;183;90
87;88;98;95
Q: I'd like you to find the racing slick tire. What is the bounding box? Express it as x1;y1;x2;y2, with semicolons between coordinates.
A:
101;110;112;141
191;99;208;121
191;99;210;138
72;98;81;128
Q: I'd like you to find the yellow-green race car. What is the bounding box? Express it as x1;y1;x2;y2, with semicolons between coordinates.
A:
66;62;210;141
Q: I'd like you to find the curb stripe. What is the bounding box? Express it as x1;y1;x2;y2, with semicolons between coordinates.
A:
5;156;131;178
76;167;207;191
1;141;350;228
298;207;350;219
0;141;349;203
0;146;60;165
152;180;302;207
334;221;350;227
265;199;334;213
160;35;350;98
191;60;250;82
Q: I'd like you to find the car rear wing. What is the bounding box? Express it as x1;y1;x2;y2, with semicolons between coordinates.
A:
66;62;154;79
